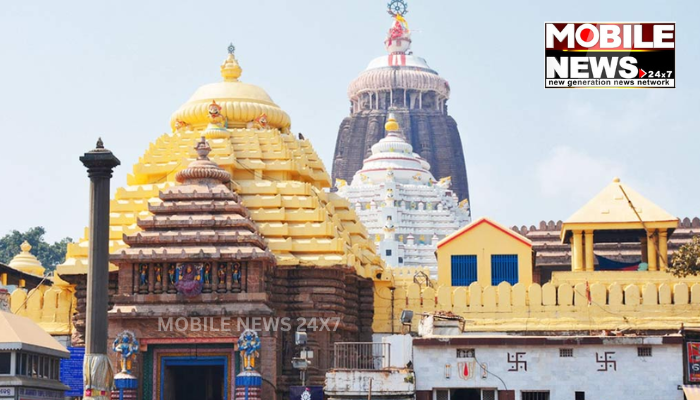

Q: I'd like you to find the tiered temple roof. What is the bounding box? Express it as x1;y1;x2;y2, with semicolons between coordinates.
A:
112;136;274;264
58;47;383;280
337;115;470;276
332;4;470;202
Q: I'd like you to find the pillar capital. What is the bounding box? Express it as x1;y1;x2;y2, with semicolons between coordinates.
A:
80;138;121;179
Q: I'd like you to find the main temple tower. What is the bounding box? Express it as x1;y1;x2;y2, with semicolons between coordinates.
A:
332;0;470;202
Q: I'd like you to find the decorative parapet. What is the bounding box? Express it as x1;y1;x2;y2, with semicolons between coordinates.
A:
382;266;434;286
7;285;74;335
373;276;700;333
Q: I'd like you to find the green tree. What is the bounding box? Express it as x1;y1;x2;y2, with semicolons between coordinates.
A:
669;236;700;278
0;227;73;273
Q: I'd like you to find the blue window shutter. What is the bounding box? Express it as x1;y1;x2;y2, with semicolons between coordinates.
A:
451;255;477;286
491;255;519;285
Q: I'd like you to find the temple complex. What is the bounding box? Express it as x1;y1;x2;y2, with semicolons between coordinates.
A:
54;46;382;398
337;179;699;400
337;115;470;276
332;0;470;203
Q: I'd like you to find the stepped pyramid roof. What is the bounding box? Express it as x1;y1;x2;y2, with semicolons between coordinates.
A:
112;136;273;263
59;47;383;279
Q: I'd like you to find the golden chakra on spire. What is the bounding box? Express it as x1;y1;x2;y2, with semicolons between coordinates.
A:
221;43;242;82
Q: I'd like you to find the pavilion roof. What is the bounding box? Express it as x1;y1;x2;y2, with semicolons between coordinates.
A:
561;178;678;242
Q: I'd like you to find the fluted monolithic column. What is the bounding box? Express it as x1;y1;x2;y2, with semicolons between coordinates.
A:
80;139;120;400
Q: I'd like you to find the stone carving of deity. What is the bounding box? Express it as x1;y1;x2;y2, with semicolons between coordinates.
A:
237;329;261;371
208;100;227;128
174;263;203;297
232;263;241;284
139;264;148;286
112;331;139;374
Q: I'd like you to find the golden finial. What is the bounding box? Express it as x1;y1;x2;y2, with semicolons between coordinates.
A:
385;113;400;131
20;240;31;252
221;43;242;82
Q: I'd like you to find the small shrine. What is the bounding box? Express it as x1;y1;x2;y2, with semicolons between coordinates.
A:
337;114;470;276
109;136;275;400
56;45;378;398
561;177;679;272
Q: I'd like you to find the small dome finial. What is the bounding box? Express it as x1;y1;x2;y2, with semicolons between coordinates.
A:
20;240;31;252
194;135;212;160
385;113;400;131
221;44;242;82
613;177;621;183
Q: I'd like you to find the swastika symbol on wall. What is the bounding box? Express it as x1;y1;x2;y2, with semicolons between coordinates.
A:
596;351;617;372
507;352;527;371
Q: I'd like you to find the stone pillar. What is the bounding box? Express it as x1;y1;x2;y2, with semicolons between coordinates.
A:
584;230;595;272
647;229;658;271
641;235;648;263
80;139;120;400
658;229;668;271
572;231;584;272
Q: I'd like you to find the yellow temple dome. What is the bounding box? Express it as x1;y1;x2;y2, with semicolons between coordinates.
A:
8;241;45;276
170;44;291;131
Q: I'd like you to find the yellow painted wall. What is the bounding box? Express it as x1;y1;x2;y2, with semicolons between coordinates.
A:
372;280;700;333
436;221;533;288
8;284;74;335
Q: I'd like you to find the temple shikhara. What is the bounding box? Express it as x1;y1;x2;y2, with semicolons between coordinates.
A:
337;114;470;276
53;45;380;399
0;2;698;400
332;0;471;203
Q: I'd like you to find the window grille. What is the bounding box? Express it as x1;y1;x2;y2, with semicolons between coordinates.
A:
491;254;519;285
456;348;475;358
451;255;477;286
482;389;496;400
435;389;450;400
559;348;574;357
638;347;652;357
386;249;392;256
522;392;550;400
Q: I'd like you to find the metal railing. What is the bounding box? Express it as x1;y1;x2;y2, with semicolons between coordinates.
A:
333;342;391;370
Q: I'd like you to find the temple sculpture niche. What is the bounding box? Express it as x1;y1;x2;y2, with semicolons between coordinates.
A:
332;0;470;203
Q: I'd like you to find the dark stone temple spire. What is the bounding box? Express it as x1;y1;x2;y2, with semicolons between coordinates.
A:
331;2;470;202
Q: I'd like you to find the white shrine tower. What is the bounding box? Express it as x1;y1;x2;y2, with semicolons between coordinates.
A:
337;114;471;276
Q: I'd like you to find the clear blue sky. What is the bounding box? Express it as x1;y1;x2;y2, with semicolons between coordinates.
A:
0;0;697;243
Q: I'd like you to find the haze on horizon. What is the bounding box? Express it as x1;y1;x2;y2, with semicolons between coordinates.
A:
0;0;698;243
